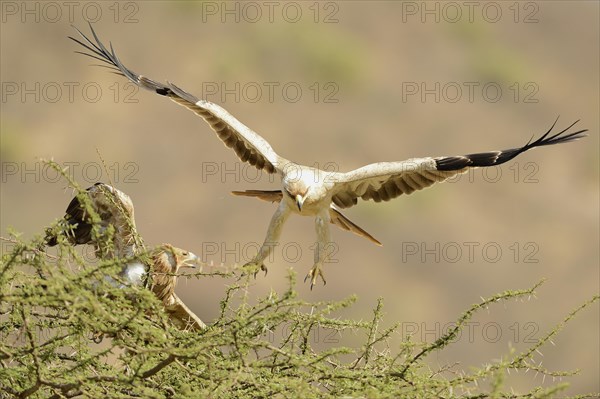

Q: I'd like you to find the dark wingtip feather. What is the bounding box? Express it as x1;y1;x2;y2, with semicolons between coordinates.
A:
435;156;471;171
167;81;200;104
435;119;587;171
44;194;93;247
70;24;174;97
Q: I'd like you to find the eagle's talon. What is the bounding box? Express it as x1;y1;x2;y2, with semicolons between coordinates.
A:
305;264;326;290
242;261;268;278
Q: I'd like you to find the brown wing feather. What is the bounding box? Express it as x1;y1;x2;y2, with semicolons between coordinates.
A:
355;168;453;204
45;183;138;258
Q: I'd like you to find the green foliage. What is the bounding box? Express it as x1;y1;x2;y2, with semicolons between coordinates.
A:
1;169;598;398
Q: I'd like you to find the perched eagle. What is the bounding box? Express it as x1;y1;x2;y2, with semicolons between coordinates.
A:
70;25;587;288
46;183;206;330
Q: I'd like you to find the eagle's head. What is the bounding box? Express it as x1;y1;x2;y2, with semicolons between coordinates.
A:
151;244;198;303
282;167;324;212
284;181;309;212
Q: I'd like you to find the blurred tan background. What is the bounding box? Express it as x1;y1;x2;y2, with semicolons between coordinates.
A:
1;1;598;394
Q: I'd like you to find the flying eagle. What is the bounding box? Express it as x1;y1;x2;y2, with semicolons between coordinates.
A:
70;25;587;288
46;183;206;330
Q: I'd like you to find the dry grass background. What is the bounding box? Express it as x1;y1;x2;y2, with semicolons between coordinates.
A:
1;1;598;395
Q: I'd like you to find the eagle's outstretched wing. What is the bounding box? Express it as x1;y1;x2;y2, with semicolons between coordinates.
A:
329;119;587;208
45;182;139;258
69;24;289;174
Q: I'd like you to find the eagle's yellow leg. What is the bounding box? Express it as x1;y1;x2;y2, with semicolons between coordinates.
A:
242;202;291;278
304;211;331;290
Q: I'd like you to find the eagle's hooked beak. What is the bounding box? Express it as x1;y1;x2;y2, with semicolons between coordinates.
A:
295;194;305;212
181;252;199;268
